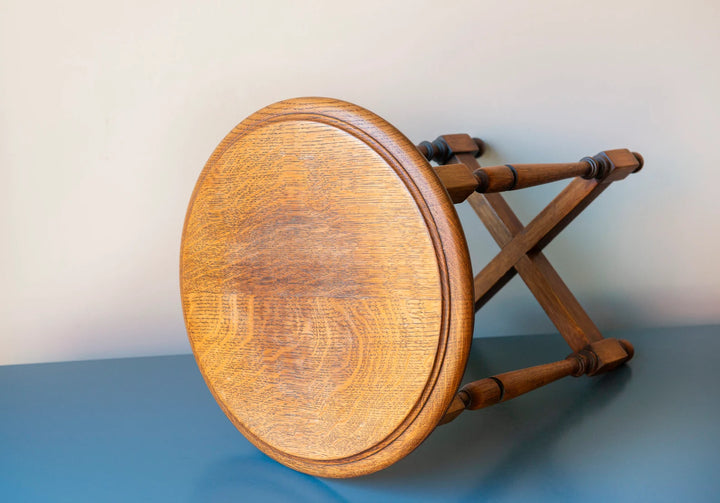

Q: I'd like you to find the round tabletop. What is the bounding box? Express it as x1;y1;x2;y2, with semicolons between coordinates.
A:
180;97;474;477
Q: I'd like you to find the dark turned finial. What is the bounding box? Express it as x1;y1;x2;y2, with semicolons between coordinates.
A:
417;135;485;164
417;138;451;164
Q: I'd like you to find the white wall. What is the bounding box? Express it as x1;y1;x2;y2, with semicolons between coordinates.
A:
2;0;718;365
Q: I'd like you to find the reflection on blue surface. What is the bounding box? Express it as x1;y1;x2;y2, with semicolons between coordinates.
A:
1;326;719;502
192;456;343;502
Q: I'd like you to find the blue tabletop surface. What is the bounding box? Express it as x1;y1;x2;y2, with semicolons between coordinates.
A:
2;325;718;502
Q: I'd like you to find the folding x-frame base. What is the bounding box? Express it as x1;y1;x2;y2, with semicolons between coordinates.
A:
430;135;642;423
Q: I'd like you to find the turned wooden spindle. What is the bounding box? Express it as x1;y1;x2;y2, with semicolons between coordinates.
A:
475;158;605;193
418;138;644;203
440;338;635;424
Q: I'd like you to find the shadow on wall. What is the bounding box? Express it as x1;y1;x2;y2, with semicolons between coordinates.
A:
473;287;648;339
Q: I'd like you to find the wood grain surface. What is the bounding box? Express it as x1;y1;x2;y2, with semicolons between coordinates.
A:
180;98;474;477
